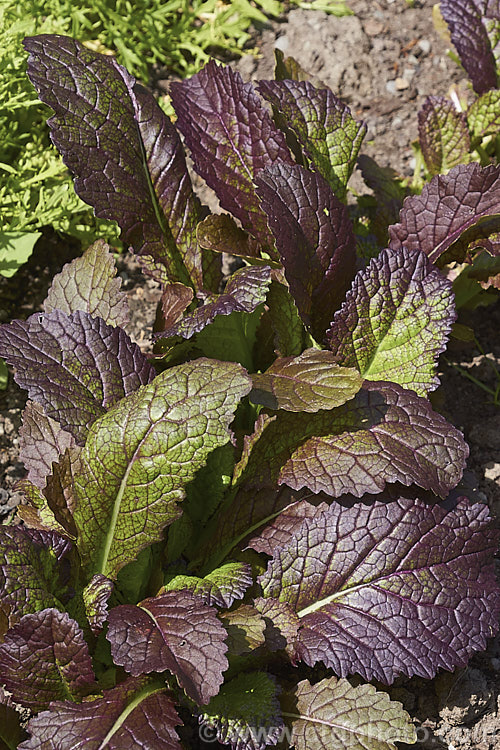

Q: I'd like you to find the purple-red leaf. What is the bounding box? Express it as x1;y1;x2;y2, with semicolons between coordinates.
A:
327;247;456;396
107;590;228;705
83;575;114;635
19;677;182;749
0;609;96;712
158;265;271;340
170;60;294;249
0;310;155;444
43;240;129;326
259;498;500;683
256;162;356;341
440;0;499;94
258;79;366;201
238;381;468;498
388;163;500;264
24;35;204;286
18;401;76;488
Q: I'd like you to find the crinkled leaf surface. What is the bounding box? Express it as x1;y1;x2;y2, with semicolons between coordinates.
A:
163;562;252;608
418;96;470;175
19;677;182;750
283;677;416;750
441;0;499;94
258;79;366;201
73;359;251;579
200;672;283;750
468;89;500;138
83;575;114;635
43;240;129;327
171;61;293;249
24;35;204;286
388;163;500;264
327;247;455;396
19;401;76;488
158;265;271;339
0;526;71;636
160;283;194;329
264;280;304;358
259;498;500;683
219;605;267;656
0;310;155;445
107;590;228;705
251;349;361;412
247;501;328;556
253;598;300;657
0;609;96;712
256;163;356;341
239;381;467;498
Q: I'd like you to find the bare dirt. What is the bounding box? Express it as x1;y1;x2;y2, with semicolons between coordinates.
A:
1;0;499;747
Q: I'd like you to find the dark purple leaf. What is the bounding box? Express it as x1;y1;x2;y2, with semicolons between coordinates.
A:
160;283;194;329
256;163;356;341
107;590;228;705
259;498;500;683
200;672;283;750
24;35;204;286
158;265;271;340
0;609;96;712
43;240;129;326
73;359;251;579
237;381;468;498
83;575;114;635
418;96;471;175
283;677;416;749
327;247;456;396
0;309;155;444
247;501;328;556
19;401;76;488
250;349;362;412
440;0;499;94
388;162;500;264
170;60;294;249
19;677;182;749
258;79;366;201
0;526;71;636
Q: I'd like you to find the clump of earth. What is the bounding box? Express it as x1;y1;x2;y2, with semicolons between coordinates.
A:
1;1;499;747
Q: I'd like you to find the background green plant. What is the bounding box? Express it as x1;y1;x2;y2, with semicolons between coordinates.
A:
0;0;350;279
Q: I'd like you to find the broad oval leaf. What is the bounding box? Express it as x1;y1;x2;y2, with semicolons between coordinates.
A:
170;60;294;250
250;349;362;412
255;162;356;341
283;677;416;750
0;609;96;712
73;359;251;579
440;0;499;94
418;96;470;175
259;498;500;683
200;672;283;750
43;240;129;327
24;35;204;287
238;381;468;498
19;677;182;750
107;590;228;705
388;163;500;264
327;247;456;396
0;309;155;445
19;401;76;488
258;79;366;201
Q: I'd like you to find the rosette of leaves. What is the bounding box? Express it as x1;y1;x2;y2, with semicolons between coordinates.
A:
0;35;499;749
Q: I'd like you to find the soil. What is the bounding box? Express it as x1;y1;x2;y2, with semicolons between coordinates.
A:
1;0;499;747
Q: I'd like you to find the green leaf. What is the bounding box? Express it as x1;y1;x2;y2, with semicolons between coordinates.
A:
0;231;41;278
163;562;252;608
250;349;362;412
184;444;235;525
418;96;470;176
468;89;500;139
195;308;264;371
200;672;284;750
73;359;251;579
0;359;7;391
283;677;416;749
265;280;305;358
